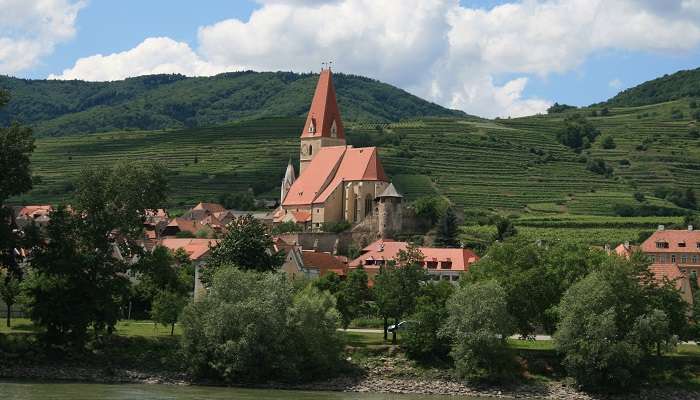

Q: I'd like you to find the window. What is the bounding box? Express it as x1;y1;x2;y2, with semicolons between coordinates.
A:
330;120;337;137
441;261;452;269
365;260;375;265
426;261;438;269
693;255;699;263
672;254;676;263
660;255;667;263
650;255;656;263
679;242;687;248
451;275;459;281
364;196;373;218
682;255;688;264
309;145;313;156
656;241;669;249
441;275;450;281
697;242;700;249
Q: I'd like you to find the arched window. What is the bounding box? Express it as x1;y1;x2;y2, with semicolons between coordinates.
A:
331;120;337;137
309;145;313;156
353;196;359;222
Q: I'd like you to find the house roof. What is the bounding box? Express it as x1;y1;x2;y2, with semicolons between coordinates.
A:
641;229;700;253
192;202;226;213
300;69;345;140
164;218;204;235
350;239;479;271
301;250;347;276
282;146;388;206
614;243;638;258
159;238;219;261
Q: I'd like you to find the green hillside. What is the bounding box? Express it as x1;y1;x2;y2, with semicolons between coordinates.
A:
15;99;698;216
0;72;465;137
602;67;700;107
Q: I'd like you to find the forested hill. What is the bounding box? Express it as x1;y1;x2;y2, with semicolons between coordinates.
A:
602;67;700;107
0;71;466;137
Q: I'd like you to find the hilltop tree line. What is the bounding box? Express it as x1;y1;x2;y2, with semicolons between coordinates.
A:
0;72;463;137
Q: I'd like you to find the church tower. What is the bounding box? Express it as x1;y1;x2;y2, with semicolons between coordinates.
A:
280;159;296;204
299;68;346;174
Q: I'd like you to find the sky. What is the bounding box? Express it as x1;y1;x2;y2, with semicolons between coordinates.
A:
2;0;700;118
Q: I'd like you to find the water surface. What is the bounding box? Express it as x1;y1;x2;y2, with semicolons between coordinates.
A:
0;381;489;400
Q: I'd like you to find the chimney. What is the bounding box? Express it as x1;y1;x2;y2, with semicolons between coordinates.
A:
690;225;694;231
658;225;665;231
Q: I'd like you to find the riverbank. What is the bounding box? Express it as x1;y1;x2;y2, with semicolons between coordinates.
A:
1;351;699;400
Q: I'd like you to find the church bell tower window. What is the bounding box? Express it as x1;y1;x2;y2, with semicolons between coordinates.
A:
331;120;337;138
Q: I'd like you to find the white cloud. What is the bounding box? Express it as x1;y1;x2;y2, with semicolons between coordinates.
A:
48;0;700;118
0;0;84;74
48;37;239;81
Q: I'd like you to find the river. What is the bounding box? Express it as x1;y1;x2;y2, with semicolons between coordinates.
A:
0;381;491;400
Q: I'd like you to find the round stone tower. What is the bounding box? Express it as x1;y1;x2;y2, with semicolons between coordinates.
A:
376;183;403;239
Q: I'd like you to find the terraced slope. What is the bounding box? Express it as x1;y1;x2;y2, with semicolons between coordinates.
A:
18;99;697;218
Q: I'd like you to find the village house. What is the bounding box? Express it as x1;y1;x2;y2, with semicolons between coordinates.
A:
348;239;479;284
158;238;219;298
274;68;402;237
641;225;699;304
13;205;52;228
276;237;348;280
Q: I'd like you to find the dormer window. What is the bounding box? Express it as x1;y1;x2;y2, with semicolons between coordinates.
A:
656;241;669;249
679;242;687;248
308;120;316;134
330;120;337;137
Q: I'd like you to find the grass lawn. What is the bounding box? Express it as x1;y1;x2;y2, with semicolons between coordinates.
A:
0;318;182;337
342;330;393;347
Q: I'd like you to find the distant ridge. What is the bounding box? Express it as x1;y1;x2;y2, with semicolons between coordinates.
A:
601;66;700;107
0;71;466;137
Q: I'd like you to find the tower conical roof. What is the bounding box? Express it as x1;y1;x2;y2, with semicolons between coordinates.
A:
377;183;403;198
301;68;345;139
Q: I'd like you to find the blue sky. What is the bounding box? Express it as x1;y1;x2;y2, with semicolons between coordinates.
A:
4;0;700;117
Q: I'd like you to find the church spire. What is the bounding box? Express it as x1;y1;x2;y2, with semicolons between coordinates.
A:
301;68;345;140
280;158;296;203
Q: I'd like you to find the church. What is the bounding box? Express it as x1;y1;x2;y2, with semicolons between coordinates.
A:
274;68;402;237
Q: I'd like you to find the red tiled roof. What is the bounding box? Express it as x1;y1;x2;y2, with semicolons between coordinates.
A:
315;147;387;203
301;250;347;276
350;239;479;271
192;202;226;213
159;238;219;261
282;146;346;206
292;211;312;222
300;69;344;140
282;146;388;207
18;205;52;218
641;229;700;253
163;218;204;235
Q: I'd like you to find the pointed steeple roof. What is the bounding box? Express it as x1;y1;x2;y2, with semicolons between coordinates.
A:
301;68;345;139
378;183;403;198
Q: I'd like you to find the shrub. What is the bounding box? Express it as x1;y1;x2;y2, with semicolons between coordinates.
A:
440;280;516;382
585;158;613;177
181;268;343;383
633;191;646;202
556;114;601;150
321;220;352;233
547;103;577;114
413;196;449;225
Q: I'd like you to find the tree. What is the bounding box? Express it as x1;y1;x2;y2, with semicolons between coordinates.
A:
547;102;577;114
25;162;168;346
403;280;454;362
336;267;370;329
202;215;284;285
600;135;616;149
494;216;517;241
0;266;21;327
413;196;448;225
131;245;190;318
435;207;460;248
374;245;427;343
556;114;601;151
465;239;601;336
151;290;187;335
440;280;516;382
0;89;35;300
313;271;343;294
554;257;683;391
180;268;342;383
